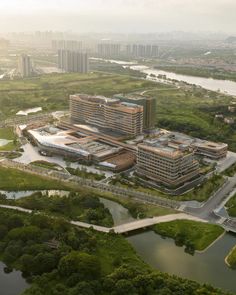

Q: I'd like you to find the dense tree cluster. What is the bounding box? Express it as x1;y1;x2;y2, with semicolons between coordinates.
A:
0;208;229;295
0;191;113;227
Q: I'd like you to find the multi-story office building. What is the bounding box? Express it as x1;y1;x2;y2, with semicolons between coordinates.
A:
136;138;199;187
58;50;89;73
114;94;156;131
69;94;143;137
97;43;121;58
18;54;32;77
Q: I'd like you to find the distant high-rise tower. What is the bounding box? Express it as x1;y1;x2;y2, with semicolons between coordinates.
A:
18;54;32;77
58;50;89;74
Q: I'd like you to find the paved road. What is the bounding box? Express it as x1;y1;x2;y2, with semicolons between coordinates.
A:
184;175;236;220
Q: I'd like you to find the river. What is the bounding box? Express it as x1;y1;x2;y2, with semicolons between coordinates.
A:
100;197;236;293
140;67;236;96
99;58;236;96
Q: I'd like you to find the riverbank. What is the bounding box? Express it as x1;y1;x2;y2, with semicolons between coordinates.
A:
225;244;236;268
153;65;236;83
153;220;224;254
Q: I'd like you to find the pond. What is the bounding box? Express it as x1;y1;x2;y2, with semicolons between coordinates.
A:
0;262;28;295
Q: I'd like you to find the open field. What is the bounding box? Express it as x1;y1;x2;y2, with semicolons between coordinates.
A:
0;72;156;119
153;220;224;252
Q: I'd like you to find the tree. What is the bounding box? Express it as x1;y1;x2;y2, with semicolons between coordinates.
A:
58;251;100;280
114;279;137;295
0;225;8;239
7;215;24;229
33;252;57;275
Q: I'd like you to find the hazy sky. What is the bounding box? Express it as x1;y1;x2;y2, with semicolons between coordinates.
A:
0;0;235;33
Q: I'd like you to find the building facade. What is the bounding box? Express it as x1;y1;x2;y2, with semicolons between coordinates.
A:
114;94;156;131
136;139;199;187
58;50;89;73
70;94;143;137
18;54;32;77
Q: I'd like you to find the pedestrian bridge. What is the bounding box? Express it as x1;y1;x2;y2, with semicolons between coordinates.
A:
72;213;207;234
0;205;207;234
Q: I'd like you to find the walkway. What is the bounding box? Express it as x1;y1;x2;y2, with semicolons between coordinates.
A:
0;204;206;234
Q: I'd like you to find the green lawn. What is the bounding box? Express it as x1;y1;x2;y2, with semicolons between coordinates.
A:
225;245;236;268
0;166;69;191
225;193;236;217
0;127;18;151
153;220;224;252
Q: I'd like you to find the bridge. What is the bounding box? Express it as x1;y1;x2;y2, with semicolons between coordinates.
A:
0;204;207;234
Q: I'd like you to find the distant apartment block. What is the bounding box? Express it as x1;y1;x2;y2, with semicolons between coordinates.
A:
69;94;143;137
136;138;199;187
126;44;159;58
114;94;156;131
58;50;89;74
18;54;32;77
97;43;121;58
52;40;83;51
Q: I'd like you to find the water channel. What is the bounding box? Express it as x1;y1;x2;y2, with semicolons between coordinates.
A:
1;191;236;293
100;59;236;96
100;197;236;293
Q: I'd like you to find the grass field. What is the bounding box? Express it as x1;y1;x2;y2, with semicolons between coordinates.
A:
153;220;224;252
0;166;69;191
0;72;156;119
225;194;236;217
0;127;18;151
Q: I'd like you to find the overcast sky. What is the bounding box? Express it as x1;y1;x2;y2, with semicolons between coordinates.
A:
0;0;235;33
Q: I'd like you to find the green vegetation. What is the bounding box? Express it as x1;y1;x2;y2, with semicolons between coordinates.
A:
225;245;236;268
153;220;224;254
177;174;225;202
96;191;176;219
0;166;70;191
0;127;18;151
66;166;105;181
225;193;236;217
224;162;236;177
0;72;155;119
0;208;227;295
111;173;225;202
0;191;113;227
